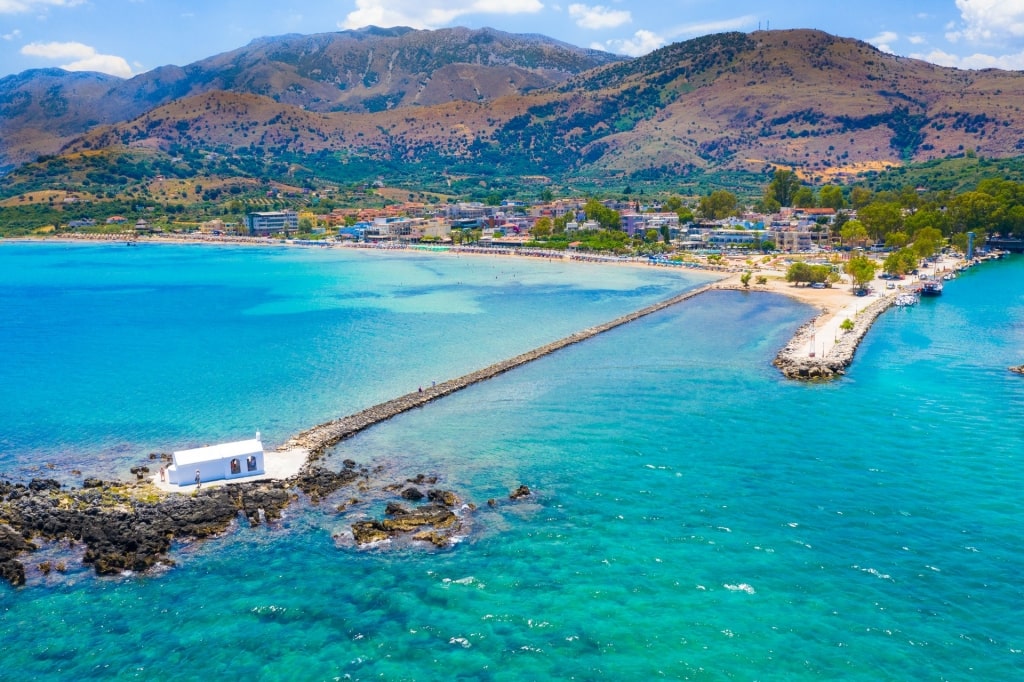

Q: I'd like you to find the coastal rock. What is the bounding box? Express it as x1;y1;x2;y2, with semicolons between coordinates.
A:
412;530;454;547
28;479;61;493
427;489;460;507
382;504;458;532
351;520;390;545
400;487;425;501
295;466;360;500
509;485;532;500
0;560;25;586
351;495;465;545
0;478;298;584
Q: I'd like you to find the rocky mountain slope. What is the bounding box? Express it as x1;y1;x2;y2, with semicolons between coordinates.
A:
5;28;1024;185
0;26;621;172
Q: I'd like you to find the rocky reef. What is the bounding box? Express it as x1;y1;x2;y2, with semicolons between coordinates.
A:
1010;365;1024;375
0;459;477;587
0;476;293;586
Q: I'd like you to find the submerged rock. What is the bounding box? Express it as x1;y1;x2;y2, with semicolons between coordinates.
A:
350;488;466;547
400;487;425;501
509;485;532;500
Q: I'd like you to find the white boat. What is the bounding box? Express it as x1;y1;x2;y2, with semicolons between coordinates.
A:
894;293;918;307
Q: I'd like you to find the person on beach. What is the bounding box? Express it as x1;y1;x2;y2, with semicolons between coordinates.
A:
159;466;165;482
194;470;201;489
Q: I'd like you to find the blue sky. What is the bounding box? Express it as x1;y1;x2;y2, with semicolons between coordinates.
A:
3;1;1024;79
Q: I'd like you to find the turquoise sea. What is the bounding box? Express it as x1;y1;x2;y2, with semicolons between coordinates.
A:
1;242;1023;680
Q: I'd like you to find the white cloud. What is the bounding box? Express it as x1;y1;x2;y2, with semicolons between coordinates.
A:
568;3;630;30
665;15;758;40
908;35;925;45
912;47;1024;70
868;30;899;54
340;0;543;30
596;29;665;57
2;28;21;40
955;0;1024;41
21;41;132;77
591;14;756;58
0;0;82;14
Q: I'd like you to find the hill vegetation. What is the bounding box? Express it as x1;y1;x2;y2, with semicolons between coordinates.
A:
5;26;1024;234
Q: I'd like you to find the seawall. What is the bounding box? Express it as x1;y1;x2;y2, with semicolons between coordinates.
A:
281;282;719;460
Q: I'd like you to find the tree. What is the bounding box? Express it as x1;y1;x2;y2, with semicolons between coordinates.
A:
645;228;660;243
911;226;944;259
819;185;846;210
840;318;855;333
663;196;683;212
850;186;873;209
884;231;910;249
531;217;552;238
947;191;999;233
904;209;949;237
844;254;878;290
767;168;800;207
792;186;816;208
857;201;903;241
840;219;869;247
698;190;737;220
740;271;752;288
786;261;814;285
882;248;917;276
950;230;987;253
584;199;621;230
754;195;782;214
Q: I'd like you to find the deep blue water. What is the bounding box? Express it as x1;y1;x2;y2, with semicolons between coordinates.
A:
1;242;1023;680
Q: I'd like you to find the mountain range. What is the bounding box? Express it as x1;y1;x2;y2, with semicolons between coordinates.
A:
2;26;1024;188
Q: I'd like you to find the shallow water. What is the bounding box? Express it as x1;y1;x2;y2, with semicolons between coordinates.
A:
2;244;1023;680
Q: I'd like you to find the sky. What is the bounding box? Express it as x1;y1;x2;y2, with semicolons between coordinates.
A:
3;0;1024;80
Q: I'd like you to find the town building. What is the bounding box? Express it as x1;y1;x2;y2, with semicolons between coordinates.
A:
620;212;681;238
245;211;298;236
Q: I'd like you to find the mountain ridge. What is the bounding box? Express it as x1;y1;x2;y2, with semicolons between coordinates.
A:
0;26;622;172
4;27;1024;186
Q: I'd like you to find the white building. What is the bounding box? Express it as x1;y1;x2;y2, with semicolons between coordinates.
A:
167;434;265;486
246;211;298;236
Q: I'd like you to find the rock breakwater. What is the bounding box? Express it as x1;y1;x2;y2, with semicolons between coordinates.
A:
773;295;895;380
283;283;718;459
